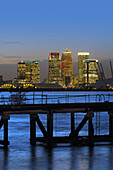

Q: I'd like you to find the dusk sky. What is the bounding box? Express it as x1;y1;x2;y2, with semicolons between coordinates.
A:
0;0;113;64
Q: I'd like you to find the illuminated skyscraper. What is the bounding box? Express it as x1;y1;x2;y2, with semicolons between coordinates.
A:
25;62;31;83
48;52;62;85
78;52;89;85
31;61;40;83
17;61;26;83
83;59;98;86
62;49;73;87
17;61;40;83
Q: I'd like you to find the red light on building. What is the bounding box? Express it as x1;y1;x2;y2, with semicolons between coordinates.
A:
51;53;59;55
61;64;64;66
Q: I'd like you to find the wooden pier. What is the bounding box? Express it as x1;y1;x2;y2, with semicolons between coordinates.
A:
0;101;113;147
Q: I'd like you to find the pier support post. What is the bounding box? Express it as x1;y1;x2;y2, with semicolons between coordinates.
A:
88;112;94;146
70;113;89;137
3;114;10;147
71;112;75;134
36;114;47;138
30;113;36;145
109;112;113;140
47;110;53;147
0;113;10;147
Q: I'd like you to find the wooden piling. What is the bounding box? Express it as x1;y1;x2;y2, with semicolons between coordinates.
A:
88;113;94;146
30;114;36;145
71;112;75;134
2;113;10;147
47;110;53;147
109;112;113;140
36;114;47;138
70;113;89;137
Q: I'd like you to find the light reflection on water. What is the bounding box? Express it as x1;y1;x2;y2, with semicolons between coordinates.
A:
1;144;113;170
0;91;113;170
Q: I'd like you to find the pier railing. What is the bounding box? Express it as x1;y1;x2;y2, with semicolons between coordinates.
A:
0;92;113;105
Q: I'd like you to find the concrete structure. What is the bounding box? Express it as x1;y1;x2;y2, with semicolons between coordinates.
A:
83;59;98;86
48;53;62;85
78;52;89;85
62;49;73;87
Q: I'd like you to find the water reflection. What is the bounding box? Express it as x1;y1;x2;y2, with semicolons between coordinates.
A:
0;148;9;170
1;91;113;169
1;145;113;170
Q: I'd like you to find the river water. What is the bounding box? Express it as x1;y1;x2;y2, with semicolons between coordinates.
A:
0;91;113;170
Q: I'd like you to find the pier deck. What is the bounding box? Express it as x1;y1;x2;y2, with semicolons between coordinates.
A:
0;101;112;114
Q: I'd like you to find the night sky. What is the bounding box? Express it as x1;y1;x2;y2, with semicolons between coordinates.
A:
0;0;113;79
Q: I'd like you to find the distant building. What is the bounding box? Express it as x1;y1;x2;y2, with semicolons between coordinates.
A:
14;78;18;83
25;62;31;83
89;78;113;89
2;80;12;84
0;75;3;82
0;75;12;85
62;49;73;87
42;78;48;83
83;59;98;86
78;52;89;85
48;52;62;85
75;75;79;86
17;61;40;83
31;61;40;83
72;75;77;85
17;61;26;83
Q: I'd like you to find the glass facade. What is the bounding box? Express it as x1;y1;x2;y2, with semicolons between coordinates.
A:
83;59;98;85
78;52;89;85
62;49;73;87
17;61;40;83
17;61;26;83
25;63;31;83
31;61;40;83
48;52;62;85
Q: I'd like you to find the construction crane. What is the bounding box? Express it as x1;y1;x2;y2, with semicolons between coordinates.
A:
97;63;102;81
100;63;106;80
98;62;106;81
110;61;113;78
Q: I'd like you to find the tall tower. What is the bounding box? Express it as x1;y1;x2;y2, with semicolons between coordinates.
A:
31;61;40;83
83;59;98;86
78;52;89;85
62;49;73;87
17;61;26;83
48;52;62;85
25;62;31;83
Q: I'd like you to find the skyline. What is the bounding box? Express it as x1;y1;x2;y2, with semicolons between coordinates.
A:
0;56;113;83
0;0;113;65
